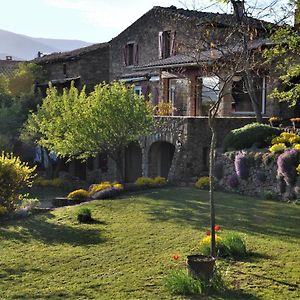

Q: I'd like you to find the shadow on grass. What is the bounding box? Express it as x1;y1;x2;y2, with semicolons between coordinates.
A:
144;187;300;241
0;212;106;246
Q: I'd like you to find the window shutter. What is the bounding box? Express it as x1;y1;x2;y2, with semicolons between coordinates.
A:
123;44;128;66
134;43;139;65
158;31;163;59
170;31;176;56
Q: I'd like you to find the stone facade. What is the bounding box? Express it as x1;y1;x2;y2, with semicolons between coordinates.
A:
34;43;110;92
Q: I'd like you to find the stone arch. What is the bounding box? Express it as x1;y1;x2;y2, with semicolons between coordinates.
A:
124;141;142;182
148;141;175;179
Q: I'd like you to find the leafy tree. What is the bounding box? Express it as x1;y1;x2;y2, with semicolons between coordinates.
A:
264;25;300;107
21;81;155;178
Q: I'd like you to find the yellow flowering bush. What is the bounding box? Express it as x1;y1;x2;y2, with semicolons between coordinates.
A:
0;152;36;212
153;176;167;186
113;183;123;190
155;102;173;116
269;143;287;153
199;235;223;253
135;177;155;186
67;189;89;200
0;205;8;216
297;164;300;175
90;182;112;194
195;176;210;190
34;178;65;187
294;144;300;151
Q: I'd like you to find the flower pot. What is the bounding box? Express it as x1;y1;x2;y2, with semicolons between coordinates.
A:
187;254;216;281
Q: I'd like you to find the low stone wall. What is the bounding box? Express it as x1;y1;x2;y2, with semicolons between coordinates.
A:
215;150;300;200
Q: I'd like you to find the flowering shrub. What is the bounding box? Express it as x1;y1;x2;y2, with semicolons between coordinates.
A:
195;176;210;190
155;102;173;116
113;183;123;190
34;177;65;187
277;149;299;185
0;152;36;212
67;189;89;200
234;152;249;180
294;144;300;151
0;205;8;217
153;176;167;186
227;174;239;189
269;143;287;153
271;132;300;147
198;228;246;258
90;182;112;194
135;177;155;186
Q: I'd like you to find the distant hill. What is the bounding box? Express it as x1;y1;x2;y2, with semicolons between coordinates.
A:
0;29;92;61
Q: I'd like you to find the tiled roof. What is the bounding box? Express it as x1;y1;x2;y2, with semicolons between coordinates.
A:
33;42;109;64
0;60;22;77
135;38;271;70
153;6;273;30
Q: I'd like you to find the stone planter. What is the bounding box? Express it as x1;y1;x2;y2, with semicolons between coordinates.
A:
187;254;216;281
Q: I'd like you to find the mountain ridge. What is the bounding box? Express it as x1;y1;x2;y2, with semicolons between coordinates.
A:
0;29;92;61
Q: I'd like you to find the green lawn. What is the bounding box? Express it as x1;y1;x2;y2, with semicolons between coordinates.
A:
0;187;299;299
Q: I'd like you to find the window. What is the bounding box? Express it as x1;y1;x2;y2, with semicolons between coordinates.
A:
134;86;142;96
169;78;189;116
200;76;220;116
232;75;266;114
124;42;138;66
158;31;176;59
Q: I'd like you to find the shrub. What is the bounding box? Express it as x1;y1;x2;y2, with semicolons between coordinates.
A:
277;149;299;185
113;183;123;190
198;232;246;259
153;176;167;186
234;152;249;180
269;143;287;153
34;177;65;187
223;123;281;152
0;205;8;217
89;182;112;195
67;189;89;200
227;174;239;189
0;152;36;212
76;207;92;223
20;198;40;209
195;176;210;190
165;270;203;295
135;177;155;186
155;102;173;116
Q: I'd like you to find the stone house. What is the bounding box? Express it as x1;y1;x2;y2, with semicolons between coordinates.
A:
34;43;110;94
32;5;285;183
0;56;23;77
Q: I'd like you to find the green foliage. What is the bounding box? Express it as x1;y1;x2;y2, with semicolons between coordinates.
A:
195;176;210;190
20;198;41;209
34;178;65;187
0;152;36;211
76;207;92;223
153;176;167;186
165;270;203;295
223;123;281;152
22;82;154;162
264;26;300;106
199;232;247;259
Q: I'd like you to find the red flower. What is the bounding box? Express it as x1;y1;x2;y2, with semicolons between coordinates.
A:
206;230;211;236
172;255;180;261
215;225;221;231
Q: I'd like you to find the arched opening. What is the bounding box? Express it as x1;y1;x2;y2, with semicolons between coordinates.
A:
148;141;175;178
125;142;142;182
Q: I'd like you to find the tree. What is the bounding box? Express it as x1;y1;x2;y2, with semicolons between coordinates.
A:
264;24;300;107
0;63;45;152
21;81;155;179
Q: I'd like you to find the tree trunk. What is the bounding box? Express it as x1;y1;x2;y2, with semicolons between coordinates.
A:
208;117;217;258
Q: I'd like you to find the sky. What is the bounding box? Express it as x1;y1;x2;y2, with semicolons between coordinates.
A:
0;0;293;43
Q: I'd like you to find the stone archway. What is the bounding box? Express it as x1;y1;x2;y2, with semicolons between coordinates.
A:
125;142;142;182
148;141;175;179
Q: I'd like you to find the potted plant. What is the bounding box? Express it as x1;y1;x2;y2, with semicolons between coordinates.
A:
186;254;216;281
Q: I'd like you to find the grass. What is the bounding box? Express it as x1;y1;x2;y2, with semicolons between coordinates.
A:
0;187;299;299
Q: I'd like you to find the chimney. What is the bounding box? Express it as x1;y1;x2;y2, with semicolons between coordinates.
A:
232;0;245;22
6;55;12;60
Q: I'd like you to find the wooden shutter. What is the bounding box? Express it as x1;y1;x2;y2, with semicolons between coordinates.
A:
123;44;128;66
134;43;139;65
158;31;163;59
170;31;176;56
